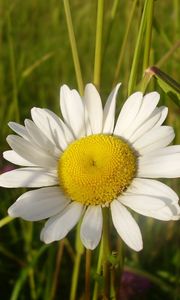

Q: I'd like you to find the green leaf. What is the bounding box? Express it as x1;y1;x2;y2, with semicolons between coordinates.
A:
150;66;180;106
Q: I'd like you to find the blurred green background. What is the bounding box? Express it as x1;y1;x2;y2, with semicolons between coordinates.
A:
0;0;179;299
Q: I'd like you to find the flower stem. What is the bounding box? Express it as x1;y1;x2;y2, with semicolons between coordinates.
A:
93;0;104;89
92;237;104;300
63;0;84;95
85;249;92;300
70;222;84;300
70;253;81;300
110;268;116;300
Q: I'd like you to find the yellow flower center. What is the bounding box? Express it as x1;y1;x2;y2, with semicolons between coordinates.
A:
58;134;136;206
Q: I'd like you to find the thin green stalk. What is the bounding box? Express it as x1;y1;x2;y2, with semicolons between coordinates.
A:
102;208;110;299
153;18;172;49
94;212;124;300
138;47;154;93
0;215;14;228
128;0;150;95
113;0;138;85
103;0;119;66
23;222;36;300
7;12;19;122
63;0;84;95
70;222;84;300
142;0;154;73
43;247;56;300
28;268;36;300
50;240;65;300
137;68;153;93
85;249;92;300
22;51;55;78
173;0;179;41
0;245;25;267
64;238;75;261
70;254;81;300
92;238;104;300
117;238;124;276
110;268;116;300
111;0;119;18
156;40;180;68
93;0;104;88
109;238;124;298
10;245;48;300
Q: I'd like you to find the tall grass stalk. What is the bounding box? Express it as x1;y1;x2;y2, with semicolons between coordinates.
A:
93;0;104;89
69;222;84;300
113;0;138;86
128;0;151;95
142;0;154;73
10;245;48;300
50;241;65;300
63;0;84;95
7;13;19;122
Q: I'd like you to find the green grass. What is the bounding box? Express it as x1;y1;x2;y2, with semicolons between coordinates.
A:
0;0;179;299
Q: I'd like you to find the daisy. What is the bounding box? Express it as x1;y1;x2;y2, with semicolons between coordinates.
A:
0;83;180;251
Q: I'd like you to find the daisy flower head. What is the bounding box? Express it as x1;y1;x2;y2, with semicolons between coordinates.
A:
1;83;180;251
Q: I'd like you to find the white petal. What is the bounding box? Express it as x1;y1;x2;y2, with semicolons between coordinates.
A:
114;92;143;137
171;203;180;220
153;106;168;127
8;187;70;221
132;92;160;128
80;205;102;250
126;178;179;203
145;203;180;220
40;202;83;243
103;83;121;134
122;92;160;139
139;145;180;157
130;106;168;143
60;85;85;138
3;150;35;166
31;107;69;150
110;200;143;251
44;109;74;145
7;135;57;169
8;122;30;140
0;168;58;187
24;119;61;158
138;153;180;178
120;194;167;210
84;83;103;134
84;106;92;136
120;194;180;221
133;126;175;155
